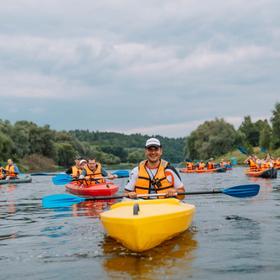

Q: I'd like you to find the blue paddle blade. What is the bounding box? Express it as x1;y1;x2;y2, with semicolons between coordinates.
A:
52;174;73;185
112;170;129;178
237;146;248;155
42;194;86;208
222;184;260;198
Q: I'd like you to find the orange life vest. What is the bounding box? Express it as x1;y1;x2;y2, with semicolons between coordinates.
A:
84;163;105;183
134;159;174;197
198;162;205;170
261;162;270;169
186;162;194;170
5;165;17;178
71;165;82;178
0;167;6;179
248;159;258;170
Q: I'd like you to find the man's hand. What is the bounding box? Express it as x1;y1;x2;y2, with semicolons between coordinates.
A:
108;174;118;180
165;189;177;197
126;191;137;199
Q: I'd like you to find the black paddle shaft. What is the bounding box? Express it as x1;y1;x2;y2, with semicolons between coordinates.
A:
82;190;223;201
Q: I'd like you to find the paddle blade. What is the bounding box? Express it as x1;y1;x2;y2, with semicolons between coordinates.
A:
237;146;248;155
52;174;73;185
222;184;260;198
112;170;129;178
42;194;86;208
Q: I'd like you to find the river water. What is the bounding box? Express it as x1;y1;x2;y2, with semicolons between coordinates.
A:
0;167;280;280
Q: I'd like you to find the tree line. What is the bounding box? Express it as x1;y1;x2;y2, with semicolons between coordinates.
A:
0;120;185;169
185;102;280;160
1;102;279;169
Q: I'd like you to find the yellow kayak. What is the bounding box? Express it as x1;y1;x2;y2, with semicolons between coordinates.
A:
100;198;195;252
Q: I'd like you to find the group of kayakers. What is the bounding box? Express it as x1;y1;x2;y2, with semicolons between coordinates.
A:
66;138;186;200
0;159;20;180
244;154;280;171
66;157;117;183
183;158;232;171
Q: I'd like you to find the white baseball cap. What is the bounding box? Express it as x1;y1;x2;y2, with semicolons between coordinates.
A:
79;159;87;165
145;138;161;148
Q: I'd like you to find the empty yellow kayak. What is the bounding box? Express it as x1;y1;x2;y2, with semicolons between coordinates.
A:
100;198;195;252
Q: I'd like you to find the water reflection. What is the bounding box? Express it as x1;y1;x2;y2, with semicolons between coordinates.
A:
71;200;115;218
102;229;198;280
0;184;17;215
0;183;17;193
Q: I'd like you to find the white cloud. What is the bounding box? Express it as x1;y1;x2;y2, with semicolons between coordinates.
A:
0;71;94;99
114;120;211;137
0;0;279;136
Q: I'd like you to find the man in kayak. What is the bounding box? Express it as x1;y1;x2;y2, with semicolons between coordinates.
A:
124;138;185;199
5;159;20;180
79;158;117;183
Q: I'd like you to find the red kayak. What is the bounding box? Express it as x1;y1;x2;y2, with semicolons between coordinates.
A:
65;181;119;196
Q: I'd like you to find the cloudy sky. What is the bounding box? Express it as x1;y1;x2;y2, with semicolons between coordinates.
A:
0;0;279;137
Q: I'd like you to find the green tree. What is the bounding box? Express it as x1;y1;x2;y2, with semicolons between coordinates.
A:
101;146;128;162
258;120;272;150
55;143;77;167
238;116;259;146
185;118;237;159
271;102;280;149
127;149;144;163
0;132;14;161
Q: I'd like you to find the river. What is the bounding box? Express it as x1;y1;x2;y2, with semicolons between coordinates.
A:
0;167;279;279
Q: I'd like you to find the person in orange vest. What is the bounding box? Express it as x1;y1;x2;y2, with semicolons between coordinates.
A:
5;159;20;179
197;161;206;170
0;163;7;180
124;138;185;200
207;158;215;170
275;157;280;169
186;161;194;170
79;158;116;183
65;157;84;179
244;155;259;171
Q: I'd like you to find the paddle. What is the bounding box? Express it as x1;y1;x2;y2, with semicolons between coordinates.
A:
260;147;268;153
237;146;249;155
52;170;130;185
42;184;260;208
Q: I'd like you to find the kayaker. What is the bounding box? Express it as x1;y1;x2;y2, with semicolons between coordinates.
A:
124;138;185;200
206;158;215;170
79;158;117;183
276;158;280;169
186;161;194;170
0;163;7;180
5;159;20;180
244;155;259;171
65;157;84;179
79;159;87;169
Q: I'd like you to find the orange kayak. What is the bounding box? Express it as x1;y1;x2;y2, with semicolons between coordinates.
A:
179;167;226;173
245;168;277;179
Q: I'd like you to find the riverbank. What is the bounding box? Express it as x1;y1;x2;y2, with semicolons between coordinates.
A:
3;147;280;173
